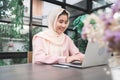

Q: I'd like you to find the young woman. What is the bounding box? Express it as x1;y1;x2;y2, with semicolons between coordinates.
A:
32;7;84;64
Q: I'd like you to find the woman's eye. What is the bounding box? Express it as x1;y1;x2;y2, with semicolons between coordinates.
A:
59;20;68;24
59;20;63;23
65;21;68;24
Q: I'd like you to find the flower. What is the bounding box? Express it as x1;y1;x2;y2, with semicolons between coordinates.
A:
81;0;120;52
104;29;120;52
81;14;105;45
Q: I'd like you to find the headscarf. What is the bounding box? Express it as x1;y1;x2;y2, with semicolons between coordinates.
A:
35;7;70;45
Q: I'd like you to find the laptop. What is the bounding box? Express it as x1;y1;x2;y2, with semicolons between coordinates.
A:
59;42;111;68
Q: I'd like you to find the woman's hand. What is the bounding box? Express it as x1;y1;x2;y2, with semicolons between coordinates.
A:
66;54;84;63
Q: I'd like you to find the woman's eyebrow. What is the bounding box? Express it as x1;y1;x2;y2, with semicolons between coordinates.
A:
59;20;68;23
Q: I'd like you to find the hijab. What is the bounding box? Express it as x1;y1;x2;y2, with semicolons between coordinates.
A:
36;7;70;45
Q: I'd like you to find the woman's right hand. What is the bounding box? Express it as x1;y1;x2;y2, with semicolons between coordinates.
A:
66;55;82;63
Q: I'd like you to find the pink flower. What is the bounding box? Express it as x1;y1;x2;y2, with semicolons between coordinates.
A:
104;29;120;52
111;0;120;14
81;0;120;52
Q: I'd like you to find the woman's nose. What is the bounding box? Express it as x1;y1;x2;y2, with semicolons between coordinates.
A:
62;23;66;28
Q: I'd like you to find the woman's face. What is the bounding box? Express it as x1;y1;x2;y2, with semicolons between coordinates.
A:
54;14;68;35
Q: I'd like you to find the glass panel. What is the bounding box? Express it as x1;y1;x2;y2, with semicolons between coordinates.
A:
66;6;85;29
67;30;88;53
66;0;83;5
0;0;9;19
0;23;29;52
0;0;28;52
23;0;30;22
105;0;116;3
65;0;115;11
56;0;84;4
32;25;42;36
0;58;27;66
66;0;87;10
92;0;114;9
67;30;75;38
56;0;63;2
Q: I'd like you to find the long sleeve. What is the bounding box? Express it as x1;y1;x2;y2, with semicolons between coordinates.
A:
32;36;66;64
68;36;84;57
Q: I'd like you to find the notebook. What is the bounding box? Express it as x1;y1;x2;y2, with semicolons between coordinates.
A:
59;42;111;68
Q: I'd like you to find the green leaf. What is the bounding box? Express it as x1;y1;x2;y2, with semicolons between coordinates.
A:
73;15;86;34
90;18;96;25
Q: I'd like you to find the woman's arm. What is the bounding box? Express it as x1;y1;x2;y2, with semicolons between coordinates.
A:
66;37;84;63
32;36;66;64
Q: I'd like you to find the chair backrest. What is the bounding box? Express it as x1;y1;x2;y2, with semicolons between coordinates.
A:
27;51;32;63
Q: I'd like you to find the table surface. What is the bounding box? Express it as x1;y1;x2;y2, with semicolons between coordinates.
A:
0;63;112;80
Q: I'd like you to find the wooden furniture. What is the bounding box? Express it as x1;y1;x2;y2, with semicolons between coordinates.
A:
27;51;32;63
0;64;112;80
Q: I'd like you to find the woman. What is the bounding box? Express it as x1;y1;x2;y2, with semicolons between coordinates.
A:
32;7;84;64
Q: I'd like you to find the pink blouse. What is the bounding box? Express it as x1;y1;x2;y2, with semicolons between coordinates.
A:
32;34;83;64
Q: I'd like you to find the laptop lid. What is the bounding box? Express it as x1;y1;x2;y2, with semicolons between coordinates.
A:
81;42;111;68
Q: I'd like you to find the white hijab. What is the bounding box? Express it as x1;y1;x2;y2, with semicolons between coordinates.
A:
36;7;70;45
